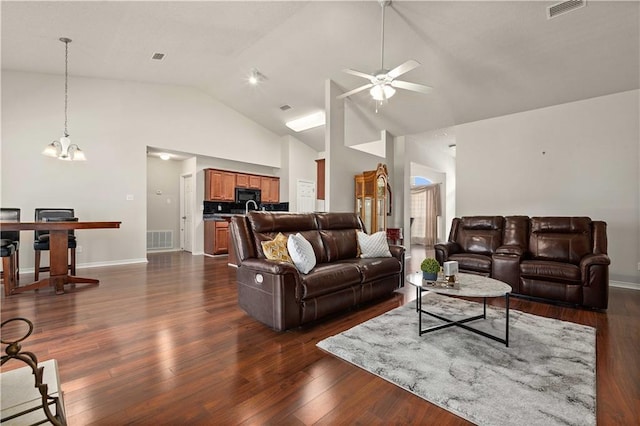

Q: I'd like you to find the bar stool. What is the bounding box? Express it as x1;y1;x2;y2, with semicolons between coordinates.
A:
34;208;77;281
1;239;17;296
1;208;21;281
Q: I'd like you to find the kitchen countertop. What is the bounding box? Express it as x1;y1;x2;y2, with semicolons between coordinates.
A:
203;213;244;221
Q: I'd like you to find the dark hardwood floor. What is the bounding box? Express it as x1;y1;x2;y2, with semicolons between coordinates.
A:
1;249;638;425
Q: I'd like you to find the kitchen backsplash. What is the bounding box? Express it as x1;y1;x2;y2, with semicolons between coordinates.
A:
203;201;289;214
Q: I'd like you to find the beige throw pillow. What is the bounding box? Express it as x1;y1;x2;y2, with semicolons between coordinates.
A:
261;233;293;263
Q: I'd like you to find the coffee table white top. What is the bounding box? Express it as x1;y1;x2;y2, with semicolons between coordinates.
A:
406;272;511;298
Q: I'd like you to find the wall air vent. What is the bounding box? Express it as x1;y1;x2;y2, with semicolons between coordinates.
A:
151;53;165;60
547;0;586;19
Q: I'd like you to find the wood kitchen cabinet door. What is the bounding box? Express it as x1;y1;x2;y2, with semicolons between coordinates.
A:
261;177;280;203
214;221;229;254
207;169;235;201
236;174;249;188
248;175;261;189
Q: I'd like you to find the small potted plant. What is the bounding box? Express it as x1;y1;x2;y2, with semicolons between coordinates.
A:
421;258;441;281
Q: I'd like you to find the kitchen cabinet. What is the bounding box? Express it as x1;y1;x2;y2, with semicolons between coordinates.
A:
206;169;235;201
316;159;325;200
204;219;230;255
236;173;249;188
261;177;280;203
248;175;261;189
236;173;261;189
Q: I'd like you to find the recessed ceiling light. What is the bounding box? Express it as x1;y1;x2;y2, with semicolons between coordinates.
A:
159;153;171;160
285;111;325;132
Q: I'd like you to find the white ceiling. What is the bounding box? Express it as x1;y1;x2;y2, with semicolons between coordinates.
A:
2;1;639;153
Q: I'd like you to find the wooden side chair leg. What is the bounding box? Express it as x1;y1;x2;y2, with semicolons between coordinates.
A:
70;248;76;275
34;250;41;281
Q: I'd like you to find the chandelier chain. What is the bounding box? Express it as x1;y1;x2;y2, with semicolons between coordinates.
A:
64;38;69;137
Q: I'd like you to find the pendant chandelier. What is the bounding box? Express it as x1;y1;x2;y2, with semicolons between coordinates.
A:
42;37;86;161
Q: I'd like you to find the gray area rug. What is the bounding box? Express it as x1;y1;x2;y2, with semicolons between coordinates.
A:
317;293;595;426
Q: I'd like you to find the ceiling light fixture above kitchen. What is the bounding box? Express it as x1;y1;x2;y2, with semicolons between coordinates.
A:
285;111;326;132
159;153;171;160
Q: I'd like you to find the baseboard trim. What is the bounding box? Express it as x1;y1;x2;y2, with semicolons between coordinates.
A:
610;280;640;290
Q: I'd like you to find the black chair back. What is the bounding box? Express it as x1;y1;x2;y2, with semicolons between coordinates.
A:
0;208;20;242
34;208;76;240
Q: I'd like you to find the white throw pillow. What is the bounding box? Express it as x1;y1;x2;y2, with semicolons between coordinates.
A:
357;231;392;258
287;233;316;274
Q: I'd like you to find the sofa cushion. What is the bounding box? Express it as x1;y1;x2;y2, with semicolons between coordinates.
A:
288;233;317;274
520;260;581;282
261;233;292;263
357;231;392;258
528;217;592;265
320;229;359;262
449;253;492;273
457;216;504;255
300;263;361;299
340;258;400;282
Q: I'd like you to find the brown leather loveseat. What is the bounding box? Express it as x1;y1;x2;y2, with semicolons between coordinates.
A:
435;216;610;309
229;211;405;331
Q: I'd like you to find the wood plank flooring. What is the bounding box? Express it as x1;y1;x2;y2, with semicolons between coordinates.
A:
1;250;638;425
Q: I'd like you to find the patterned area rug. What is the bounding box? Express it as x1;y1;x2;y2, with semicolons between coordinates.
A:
317;293;596;426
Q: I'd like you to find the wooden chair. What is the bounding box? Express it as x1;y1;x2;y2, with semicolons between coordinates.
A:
0;208;20;282
34;209;77;281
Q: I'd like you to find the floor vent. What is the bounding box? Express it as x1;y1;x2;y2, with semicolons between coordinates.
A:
547;0;586;19
147;230;173;250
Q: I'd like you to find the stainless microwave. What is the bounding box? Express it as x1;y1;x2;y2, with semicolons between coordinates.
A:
235;188;261;204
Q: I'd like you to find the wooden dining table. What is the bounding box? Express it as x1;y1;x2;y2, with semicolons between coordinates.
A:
0;221;121;295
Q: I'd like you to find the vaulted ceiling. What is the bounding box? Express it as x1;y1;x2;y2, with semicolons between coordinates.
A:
2;1;639;152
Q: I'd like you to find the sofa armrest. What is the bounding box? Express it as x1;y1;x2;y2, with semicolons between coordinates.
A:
580;253;611;309
495;245;524;257
389;245;406;287
492;247;523;291
434;242;461;264
239;258;300;275
236;259;302;330
388;244;405;261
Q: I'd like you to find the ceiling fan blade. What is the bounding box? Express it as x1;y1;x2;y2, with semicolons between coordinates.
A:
343;68;376;81
337;83;374;99
391;80;432;94
387;59;421;79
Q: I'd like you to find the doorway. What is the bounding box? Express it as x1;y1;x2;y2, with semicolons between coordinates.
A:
180;174;194;252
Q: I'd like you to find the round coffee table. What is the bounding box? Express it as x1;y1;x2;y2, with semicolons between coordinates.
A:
406;272;512;347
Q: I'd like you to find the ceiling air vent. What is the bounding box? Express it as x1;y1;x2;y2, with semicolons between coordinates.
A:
151;53;165;60
279;104;292;111
547;0;586;19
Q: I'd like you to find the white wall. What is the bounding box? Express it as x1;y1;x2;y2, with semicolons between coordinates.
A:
326;80;390;213
455;90;640;286
1;70;285;269
282;135;319;212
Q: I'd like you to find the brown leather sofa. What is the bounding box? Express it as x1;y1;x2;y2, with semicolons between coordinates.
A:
435;216;610;309
229;211;405;331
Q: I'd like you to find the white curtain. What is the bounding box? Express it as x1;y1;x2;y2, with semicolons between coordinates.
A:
410;184;441;246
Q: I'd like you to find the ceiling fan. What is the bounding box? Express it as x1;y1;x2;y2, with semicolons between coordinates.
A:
337;0;432;104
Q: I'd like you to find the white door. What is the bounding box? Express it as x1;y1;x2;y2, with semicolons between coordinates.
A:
181;174;194;252
296;180;316;213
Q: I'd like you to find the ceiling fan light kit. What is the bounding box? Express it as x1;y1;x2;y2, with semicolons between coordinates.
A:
337;0;432;107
